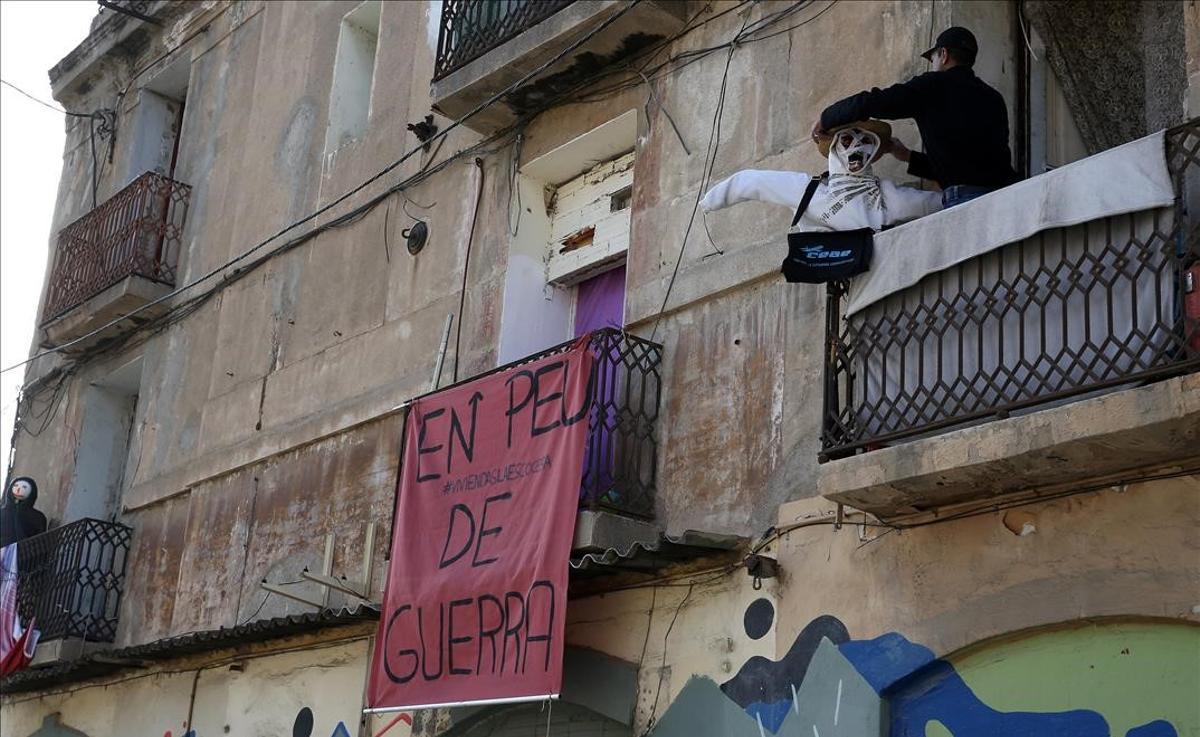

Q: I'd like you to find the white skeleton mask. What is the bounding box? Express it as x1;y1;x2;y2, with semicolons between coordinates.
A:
816;127;885;222
828;127;881;176
10;480;31;500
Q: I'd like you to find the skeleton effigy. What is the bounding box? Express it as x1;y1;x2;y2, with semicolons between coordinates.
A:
700;120;941;232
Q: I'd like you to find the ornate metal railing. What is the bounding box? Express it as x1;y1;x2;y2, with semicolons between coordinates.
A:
426;328;661;517
41;171;191;323
434;0;575;80
821;120;1200;459
13;519;133;643
580;329;661;518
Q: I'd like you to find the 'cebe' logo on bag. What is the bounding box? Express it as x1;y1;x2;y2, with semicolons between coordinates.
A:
799;245;853;259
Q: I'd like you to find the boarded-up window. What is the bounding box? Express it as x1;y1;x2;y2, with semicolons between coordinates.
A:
545;151;634;285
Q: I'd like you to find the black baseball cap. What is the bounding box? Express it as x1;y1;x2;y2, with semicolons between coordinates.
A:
921;26;978;60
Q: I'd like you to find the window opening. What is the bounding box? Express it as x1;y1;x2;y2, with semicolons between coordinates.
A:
498;110;636;363
325;0;382;153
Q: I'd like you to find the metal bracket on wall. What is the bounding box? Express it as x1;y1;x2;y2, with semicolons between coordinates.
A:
259;522;376;610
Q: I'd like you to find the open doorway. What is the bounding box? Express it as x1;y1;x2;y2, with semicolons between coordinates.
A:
65;357;143;523
125;55;189;184
498;110;636;363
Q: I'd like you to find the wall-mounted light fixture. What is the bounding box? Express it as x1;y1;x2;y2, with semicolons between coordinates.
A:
403;221;428;255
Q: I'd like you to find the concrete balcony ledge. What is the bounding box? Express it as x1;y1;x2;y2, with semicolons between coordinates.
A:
28;638;111;668
431;0;687;134
41;274;174;353
819;372;1200;519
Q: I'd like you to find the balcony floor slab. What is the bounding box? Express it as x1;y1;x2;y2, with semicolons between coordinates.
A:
819;372;1200;518
42;274;174;352
431;0;687;134
28;638;111;668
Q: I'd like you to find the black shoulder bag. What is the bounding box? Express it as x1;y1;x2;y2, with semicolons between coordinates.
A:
781;176;874;284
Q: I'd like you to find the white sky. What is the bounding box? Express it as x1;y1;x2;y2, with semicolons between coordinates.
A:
1;1;98;465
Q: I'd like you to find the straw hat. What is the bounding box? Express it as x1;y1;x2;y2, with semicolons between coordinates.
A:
815;120;893;161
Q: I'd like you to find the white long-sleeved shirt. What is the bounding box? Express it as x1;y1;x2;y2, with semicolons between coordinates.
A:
700;170;941;232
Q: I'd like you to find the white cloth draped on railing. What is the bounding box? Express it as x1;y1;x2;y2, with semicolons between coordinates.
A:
839;130;1182;441
846;130;1175;317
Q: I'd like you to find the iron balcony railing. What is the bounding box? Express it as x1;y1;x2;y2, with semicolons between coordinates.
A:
14;518;132;643
426;328;661;518
434;0;575;80
821;120;1200;459
41;171;191;324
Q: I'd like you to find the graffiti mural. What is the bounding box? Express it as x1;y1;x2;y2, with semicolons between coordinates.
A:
648;606;1198;737
720;613;850;732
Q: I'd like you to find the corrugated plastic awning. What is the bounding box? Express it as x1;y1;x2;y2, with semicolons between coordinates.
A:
0;604;379;695
4;530;745;694
569;530;744;577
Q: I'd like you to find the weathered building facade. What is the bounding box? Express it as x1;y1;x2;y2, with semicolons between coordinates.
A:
2;1;1198;736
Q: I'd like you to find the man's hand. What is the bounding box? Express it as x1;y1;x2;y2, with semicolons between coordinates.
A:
889;137;911;162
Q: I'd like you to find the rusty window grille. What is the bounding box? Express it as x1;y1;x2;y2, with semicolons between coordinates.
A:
41;171;191;324
821;120;1200;459
420;327;661;518
12;518;133;643
434;0;575;81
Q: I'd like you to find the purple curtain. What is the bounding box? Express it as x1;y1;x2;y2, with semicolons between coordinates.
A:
574;266;626;508
574;265;626;337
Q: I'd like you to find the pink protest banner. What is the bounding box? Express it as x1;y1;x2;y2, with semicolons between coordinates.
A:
368;339;594;711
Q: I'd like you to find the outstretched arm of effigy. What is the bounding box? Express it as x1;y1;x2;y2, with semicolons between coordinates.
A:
700;170;812;212
881;181;943;225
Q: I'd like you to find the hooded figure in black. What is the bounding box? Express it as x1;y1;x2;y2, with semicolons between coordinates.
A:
1;477;47;548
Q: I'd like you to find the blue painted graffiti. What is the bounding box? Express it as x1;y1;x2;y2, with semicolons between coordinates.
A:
720;614;849;731
841;631;1179;737
712;610;1181;737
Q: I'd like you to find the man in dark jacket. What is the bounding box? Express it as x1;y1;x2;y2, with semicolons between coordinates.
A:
1;477;47;549
813;27;1020;208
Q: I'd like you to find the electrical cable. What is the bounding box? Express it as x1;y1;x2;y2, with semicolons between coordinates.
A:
641;581;696;737
3;0;849;518
571;1;830;107
382;199;392;264
236;591;274;626
1;78;113;207
542;2;756;115
649;12;751;341
2;0;851;511
738;0;839;44
453;159;486;383
748;464;1200;557
507;131;525;238
1017;0;1040;63
0;634;370;705
89;114;98;209
0;79;91;117
634;584;658;673
14;127;514;391
0;1;643;376
6;0;842;450
232;576;306;626
635;66;690;155
9;0;804;387
116;18;217;104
